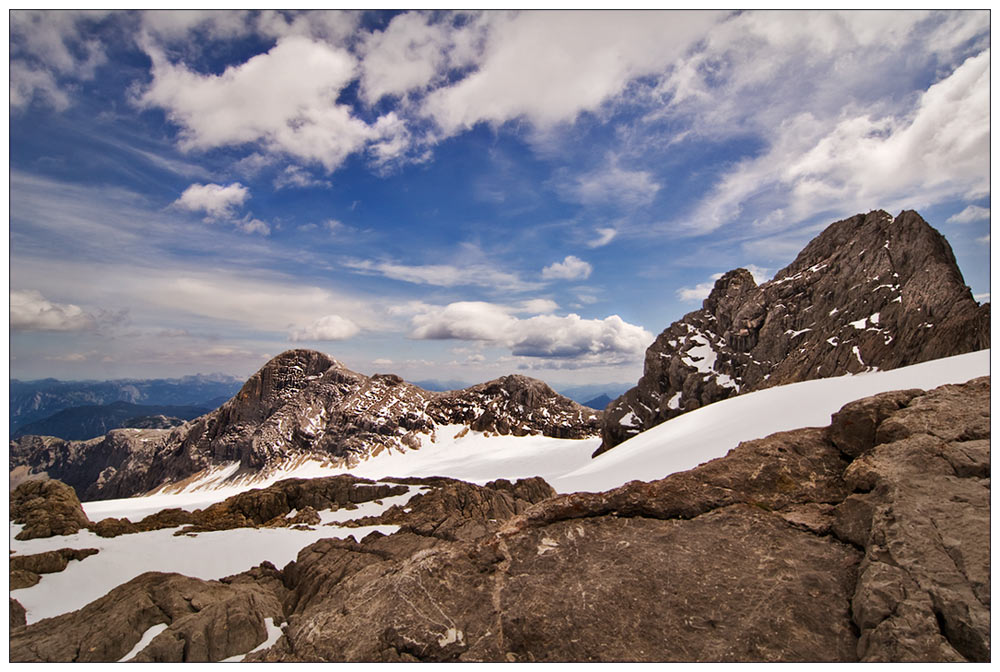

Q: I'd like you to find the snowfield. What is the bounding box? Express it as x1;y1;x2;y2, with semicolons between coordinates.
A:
10;349;989;629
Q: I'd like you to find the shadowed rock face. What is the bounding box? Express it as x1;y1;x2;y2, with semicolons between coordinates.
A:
11;351;599;502
10;377;989;662
598;210;989;455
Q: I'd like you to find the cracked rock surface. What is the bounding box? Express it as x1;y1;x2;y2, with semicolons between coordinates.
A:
9;378;989;662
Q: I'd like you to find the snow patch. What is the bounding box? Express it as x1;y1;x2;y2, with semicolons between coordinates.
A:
119;623;169;661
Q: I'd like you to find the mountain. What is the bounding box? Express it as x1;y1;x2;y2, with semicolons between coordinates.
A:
10;370;990;661
598;210;989;455
582;393;612;410
554;383;633;405
10;350;599;501
10;401;211;441
9;375;243;433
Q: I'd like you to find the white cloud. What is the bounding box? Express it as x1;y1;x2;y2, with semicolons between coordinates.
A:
542;256;592;281
358;11;478;105
10;10;108;110
173;182;249;219
236;216;271;236
407;301;652;365
567;162;660;207
274;165;332;190
10;289;95;331
587;227;618;248
140;10;254;42
136;35;398;172
345;258;541;292
289;314;361;341
683;48;990;235
421;11;721;134
947;205;990;224
677;276;722;303
372;358;394;366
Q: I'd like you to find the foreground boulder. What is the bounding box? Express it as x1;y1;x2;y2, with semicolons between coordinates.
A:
10;479;91;540
10;378;990;662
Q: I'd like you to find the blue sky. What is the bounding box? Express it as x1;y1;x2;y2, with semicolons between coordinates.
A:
9;9;991;388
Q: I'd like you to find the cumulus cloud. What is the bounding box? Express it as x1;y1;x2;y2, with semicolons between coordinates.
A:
289;314;361;341
947;204;990;224
10;289;95;331
358;11;482;105
408;301;652;365
542;256;592;281
421;11;721;134
173;182;249;219
136;35;396;172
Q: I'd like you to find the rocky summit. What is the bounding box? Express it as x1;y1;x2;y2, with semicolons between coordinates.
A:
9;377;989;662
10;352;599;501
598;210;989;455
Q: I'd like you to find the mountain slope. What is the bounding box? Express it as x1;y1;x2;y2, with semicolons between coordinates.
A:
11;351;599;501
598;210;989;454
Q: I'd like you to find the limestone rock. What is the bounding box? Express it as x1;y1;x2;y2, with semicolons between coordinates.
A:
10;478;91;540
9;548;99;589
599;210;989;454
9;571;284;663
10;598;27;630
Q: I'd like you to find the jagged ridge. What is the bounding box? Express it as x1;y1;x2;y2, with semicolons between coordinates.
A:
11;351;600;501
598;209;989;454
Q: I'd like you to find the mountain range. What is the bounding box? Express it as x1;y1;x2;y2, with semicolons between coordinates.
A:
8;209;991;662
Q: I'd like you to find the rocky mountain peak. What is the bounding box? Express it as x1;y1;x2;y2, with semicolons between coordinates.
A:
597;209;989;455
12;352;600;500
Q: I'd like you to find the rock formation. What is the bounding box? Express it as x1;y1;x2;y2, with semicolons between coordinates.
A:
10;377;989;662
598;210;989;454
10;548;99;589
10;478;91;540
11;353;599;501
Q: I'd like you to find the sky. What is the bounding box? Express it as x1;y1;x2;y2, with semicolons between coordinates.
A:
8;9;992;389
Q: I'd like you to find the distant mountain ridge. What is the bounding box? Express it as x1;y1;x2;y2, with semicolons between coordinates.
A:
11;401;211;441
598;209;990;455
9;375;243;433
11;352;599;501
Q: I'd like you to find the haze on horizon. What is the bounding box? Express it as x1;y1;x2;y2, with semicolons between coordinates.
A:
9;9;991;388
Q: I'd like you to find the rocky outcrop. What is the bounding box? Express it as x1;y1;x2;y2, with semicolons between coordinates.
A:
10;599;27;630
11;377;989;662
10;479;91;540
10;548;99;589
9;570;286;662
89;474;409;538
11;351;599;501
599;210;989;454
348;476;556;542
